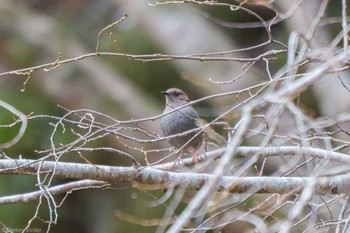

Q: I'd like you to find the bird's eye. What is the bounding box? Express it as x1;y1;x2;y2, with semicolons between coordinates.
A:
174;92;180;97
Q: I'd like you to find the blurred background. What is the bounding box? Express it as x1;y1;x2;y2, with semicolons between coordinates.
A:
0;0;348;232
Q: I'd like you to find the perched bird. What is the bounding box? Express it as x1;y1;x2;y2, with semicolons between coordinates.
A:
160;88;203;161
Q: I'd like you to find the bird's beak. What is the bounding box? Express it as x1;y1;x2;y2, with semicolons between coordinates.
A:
161;91;168;95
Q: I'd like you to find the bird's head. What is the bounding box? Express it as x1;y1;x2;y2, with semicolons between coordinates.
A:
161;88;190;106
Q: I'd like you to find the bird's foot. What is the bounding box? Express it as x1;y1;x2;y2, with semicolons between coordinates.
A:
191;153;199;163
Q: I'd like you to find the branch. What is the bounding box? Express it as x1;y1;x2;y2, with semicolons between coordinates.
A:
0;50;286;77
135;167;350;195
2;145;350;205
0;100;27;149
0;179;108;205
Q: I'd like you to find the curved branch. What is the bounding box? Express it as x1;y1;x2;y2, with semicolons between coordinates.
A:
0;100;27;149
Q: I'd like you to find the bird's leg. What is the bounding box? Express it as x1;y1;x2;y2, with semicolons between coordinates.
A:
190;148;200;163
204;133;209;152
173;150;184;165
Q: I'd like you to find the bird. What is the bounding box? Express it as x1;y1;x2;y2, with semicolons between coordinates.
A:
160;88;203;162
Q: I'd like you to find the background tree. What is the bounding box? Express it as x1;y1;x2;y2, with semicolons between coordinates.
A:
1;0;350;232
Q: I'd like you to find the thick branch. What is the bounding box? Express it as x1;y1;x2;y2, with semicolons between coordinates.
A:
0;151;349;197
135;167;349;195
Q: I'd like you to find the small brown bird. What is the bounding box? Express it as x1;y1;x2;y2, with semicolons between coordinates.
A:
160;88;203;161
